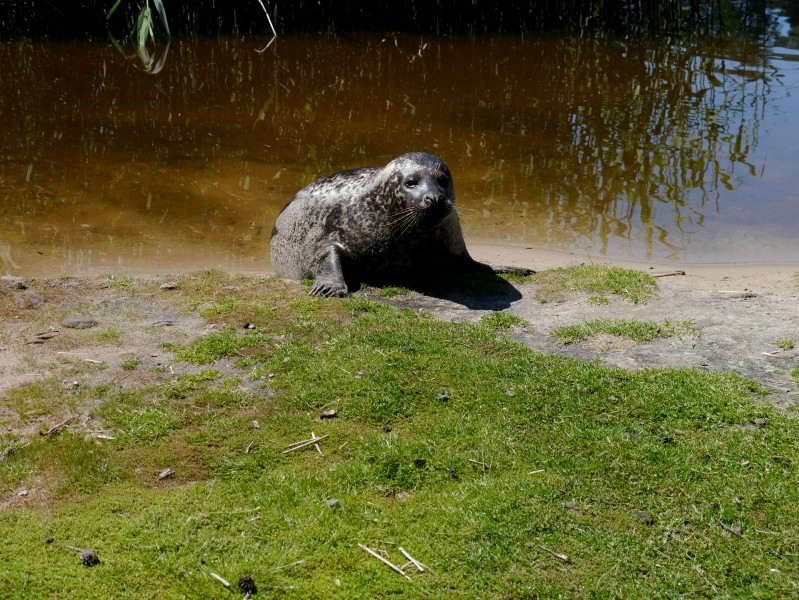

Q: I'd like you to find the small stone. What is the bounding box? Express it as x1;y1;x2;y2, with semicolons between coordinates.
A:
754;418;768;428
252;420;261;429
436;390;450;401
448;467;457;478
238;575;256;594
157;468;175;480
525;541;534;548
325;498;340;508
382;425;392;433
80;549;100;566
633;509;654;525
63;317;99;329
43;537;55;545
160;281;179;290
0;275;27;290
14;291;44;309
355;370;365;378
396;491;411;501
243;322;256;330
413;458;427;468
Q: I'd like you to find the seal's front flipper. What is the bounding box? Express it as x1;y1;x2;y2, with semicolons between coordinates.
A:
310;244;349;297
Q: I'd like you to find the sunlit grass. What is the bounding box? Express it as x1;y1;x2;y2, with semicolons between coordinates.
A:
552;318;695;345
530;265;657;304
1;273;797;598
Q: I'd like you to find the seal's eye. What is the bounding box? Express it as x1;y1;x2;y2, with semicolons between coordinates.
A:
404;179;418;189
437;175;449;187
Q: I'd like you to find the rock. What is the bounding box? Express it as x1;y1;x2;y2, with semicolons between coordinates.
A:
382;425;392;433
436;390;450;401
633;509;654;525
320;409;337;420
160;281;179;290
0;275;27;290
238;576;256;594
80;549;100;566
13;291;44;309
63;317;99;329
325;498;340;508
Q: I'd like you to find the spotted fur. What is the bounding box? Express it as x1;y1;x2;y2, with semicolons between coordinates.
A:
270;152;487;297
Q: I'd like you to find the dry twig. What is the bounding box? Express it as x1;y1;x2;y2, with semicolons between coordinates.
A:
41;417;74;436
539;545;572;564
654;270;686;278
714;518;786;560
282;435;328;454
359;544;412;581
398;547;428;572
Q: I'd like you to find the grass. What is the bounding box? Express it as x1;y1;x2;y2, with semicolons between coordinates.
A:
773;339;796;351
792;365;799;383
552;318;695;345
1;272;798;598
480;311;526;330
530;264;657;304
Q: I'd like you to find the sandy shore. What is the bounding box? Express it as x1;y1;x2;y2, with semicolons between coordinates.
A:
471;243;799;294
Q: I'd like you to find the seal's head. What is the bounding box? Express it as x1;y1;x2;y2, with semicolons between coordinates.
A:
381;152;456;236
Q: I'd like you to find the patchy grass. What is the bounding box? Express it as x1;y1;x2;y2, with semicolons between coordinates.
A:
530;265;657;304
792;364;799;383
480;311;526;330
773;339;796;351
552;319;695;345
2;274;799;598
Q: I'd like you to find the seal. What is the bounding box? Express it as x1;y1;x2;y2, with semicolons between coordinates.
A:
270;152;490;297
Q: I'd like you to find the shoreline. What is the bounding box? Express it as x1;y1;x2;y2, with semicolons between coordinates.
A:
5;243;798;291
469;243;799;294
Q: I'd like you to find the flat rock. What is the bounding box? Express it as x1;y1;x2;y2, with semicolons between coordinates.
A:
63;318;99;329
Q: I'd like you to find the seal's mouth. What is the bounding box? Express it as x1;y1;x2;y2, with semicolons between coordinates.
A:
389;200;453;238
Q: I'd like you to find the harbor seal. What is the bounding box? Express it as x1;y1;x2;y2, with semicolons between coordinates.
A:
270;152;490;297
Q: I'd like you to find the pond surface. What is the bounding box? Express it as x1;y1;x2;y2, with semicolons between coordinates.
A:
1;27;798;277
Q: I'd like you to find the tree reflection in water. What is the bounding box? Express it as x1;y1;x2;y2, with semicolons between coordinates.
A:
0;25;795;274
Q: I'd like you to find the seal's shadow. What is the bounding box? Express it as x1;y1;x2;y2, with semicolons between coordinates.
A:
401;270;523;310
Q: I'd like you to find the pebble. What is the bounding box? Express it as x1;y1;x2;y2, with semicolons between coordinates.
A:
13;291;44;309
63;317;99;329
320;409;337;420
0;275;27;290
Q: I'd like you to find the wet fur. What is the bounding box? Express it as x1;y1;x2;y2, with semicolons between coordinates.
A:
270;152;488;296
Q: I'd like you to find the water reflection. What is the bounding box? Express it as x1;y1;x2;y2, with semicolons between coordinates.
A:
0;30;797;276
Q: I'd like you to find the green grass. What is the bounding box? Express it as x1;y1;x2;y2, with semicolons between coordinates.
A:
552;318;695;345
480;311;526;330
531;264;657;304
773;339;796;351
1;275;798;598
792;364;799;383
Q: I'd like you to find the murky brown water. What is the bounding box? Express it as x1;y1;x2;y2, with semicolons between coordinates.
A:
1;30;798;277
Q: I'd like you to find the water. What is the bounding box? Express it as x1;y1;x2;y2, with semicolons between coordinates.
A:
1;29;798;277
